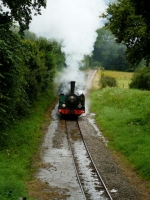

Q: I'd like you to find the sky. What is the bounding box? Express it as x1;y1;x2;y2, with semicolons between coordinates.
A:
30;0;108;91
30;0;108;39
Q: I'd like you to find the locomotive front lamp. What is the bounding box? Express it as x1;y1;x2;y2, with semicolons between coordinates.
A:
62;103;66;107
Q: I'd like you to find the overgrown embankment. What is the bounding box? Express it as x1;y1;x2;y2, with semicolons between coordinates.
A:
90;83;150;181
0;27;64;199
0;89;56;200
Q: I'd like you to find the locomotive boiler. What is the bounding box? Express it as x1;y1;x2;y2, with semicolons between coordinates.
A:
58;81;85;116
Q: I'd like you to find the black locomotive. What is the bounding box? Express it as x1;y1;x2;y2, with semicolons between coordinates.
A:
58;81;85;116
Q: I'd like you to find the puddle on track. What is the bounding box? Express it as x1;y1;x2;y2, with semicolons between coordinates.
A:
71;129;109;200
37;105;109;199
37;106;84;199
73;142;108;200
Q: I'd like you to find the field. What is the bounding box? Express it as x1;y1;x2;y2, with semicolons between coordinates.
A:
92;70;133;89
90;70;150;184
102;70;133;88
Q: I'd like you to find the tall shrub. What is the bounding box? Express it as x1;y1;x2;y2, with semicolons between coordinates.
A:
130;66;150;90
0;28;63;129
100;74;117;88
0;28;29;127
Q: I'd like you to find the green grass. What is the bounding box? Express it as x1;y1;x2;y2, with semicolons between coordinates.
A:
0;88;56;200
90;87;150;180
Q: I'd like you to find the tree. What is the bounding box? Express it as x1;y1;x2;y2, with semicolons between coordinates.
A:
130;0;150;30
103;0;150;66
130;66;150;90
24;30;38;41
0;28;29;126
92;27;130;71
0;0;46;34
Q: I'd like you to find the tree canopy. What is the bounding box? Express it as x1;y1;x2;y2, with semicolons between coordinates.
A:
92;27;130;71
103;0;150;66
81;27;130;71
130;0;150;30
0;0;46;34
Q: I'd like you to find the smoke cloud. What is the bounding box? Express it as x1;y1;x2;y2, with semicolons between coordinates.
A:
30;0;107;93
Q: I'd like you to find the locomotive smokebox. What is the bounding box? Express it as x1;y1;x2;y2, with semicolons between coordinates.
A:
70;81;75;94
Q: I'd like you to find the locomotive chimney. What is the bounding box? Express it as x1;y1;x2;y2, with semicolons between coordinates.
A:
70;81;75;93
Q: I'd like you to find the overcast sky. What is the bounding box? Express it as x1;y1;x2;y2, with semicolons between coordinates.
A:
30;0;109;86
30;0;108;39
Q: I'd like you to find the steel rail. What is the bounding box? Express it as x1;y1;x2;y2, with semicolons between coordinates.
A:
65;120;87;200
77;119;113;200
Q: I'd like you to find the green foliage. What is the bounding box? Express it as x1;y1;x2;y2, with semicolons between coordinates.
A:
90;87;150;179
0;0;46;34
0;89;55;199
24;30;38;41
81;55;93;70
22;39;54;102
91;27;130;71
0;28;29;126
103;0;150;66
130;0;150;30
48;39;66;71
100;74;117;88
130;66;150;90
0;28;63;128
0;177;25;200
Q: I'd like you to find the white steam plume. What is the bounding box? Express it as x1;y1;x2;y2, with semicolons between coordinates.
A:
30;0;107;93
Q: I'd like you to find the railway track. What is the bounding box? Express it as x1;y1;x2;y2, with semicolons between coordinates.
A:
65;119;113;200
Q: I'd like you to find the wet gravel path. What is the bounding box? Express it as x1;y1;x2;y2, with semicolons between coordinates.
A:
78;115;140;200
66;119;112;199
29;107;141;199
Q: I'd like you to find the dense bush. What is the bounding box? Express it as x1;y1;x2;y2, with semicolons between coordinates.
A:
0;28;28;126
100;74;117;88
130;66;150;90
0;28;65;129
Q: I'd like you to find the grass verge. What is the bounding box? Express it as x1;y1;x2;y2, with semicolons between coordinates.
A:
90;87;150;180
0;88;56;200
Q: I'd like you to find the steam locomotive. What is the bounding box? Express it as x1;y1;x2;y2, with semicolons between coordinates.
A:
58;81;85;116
